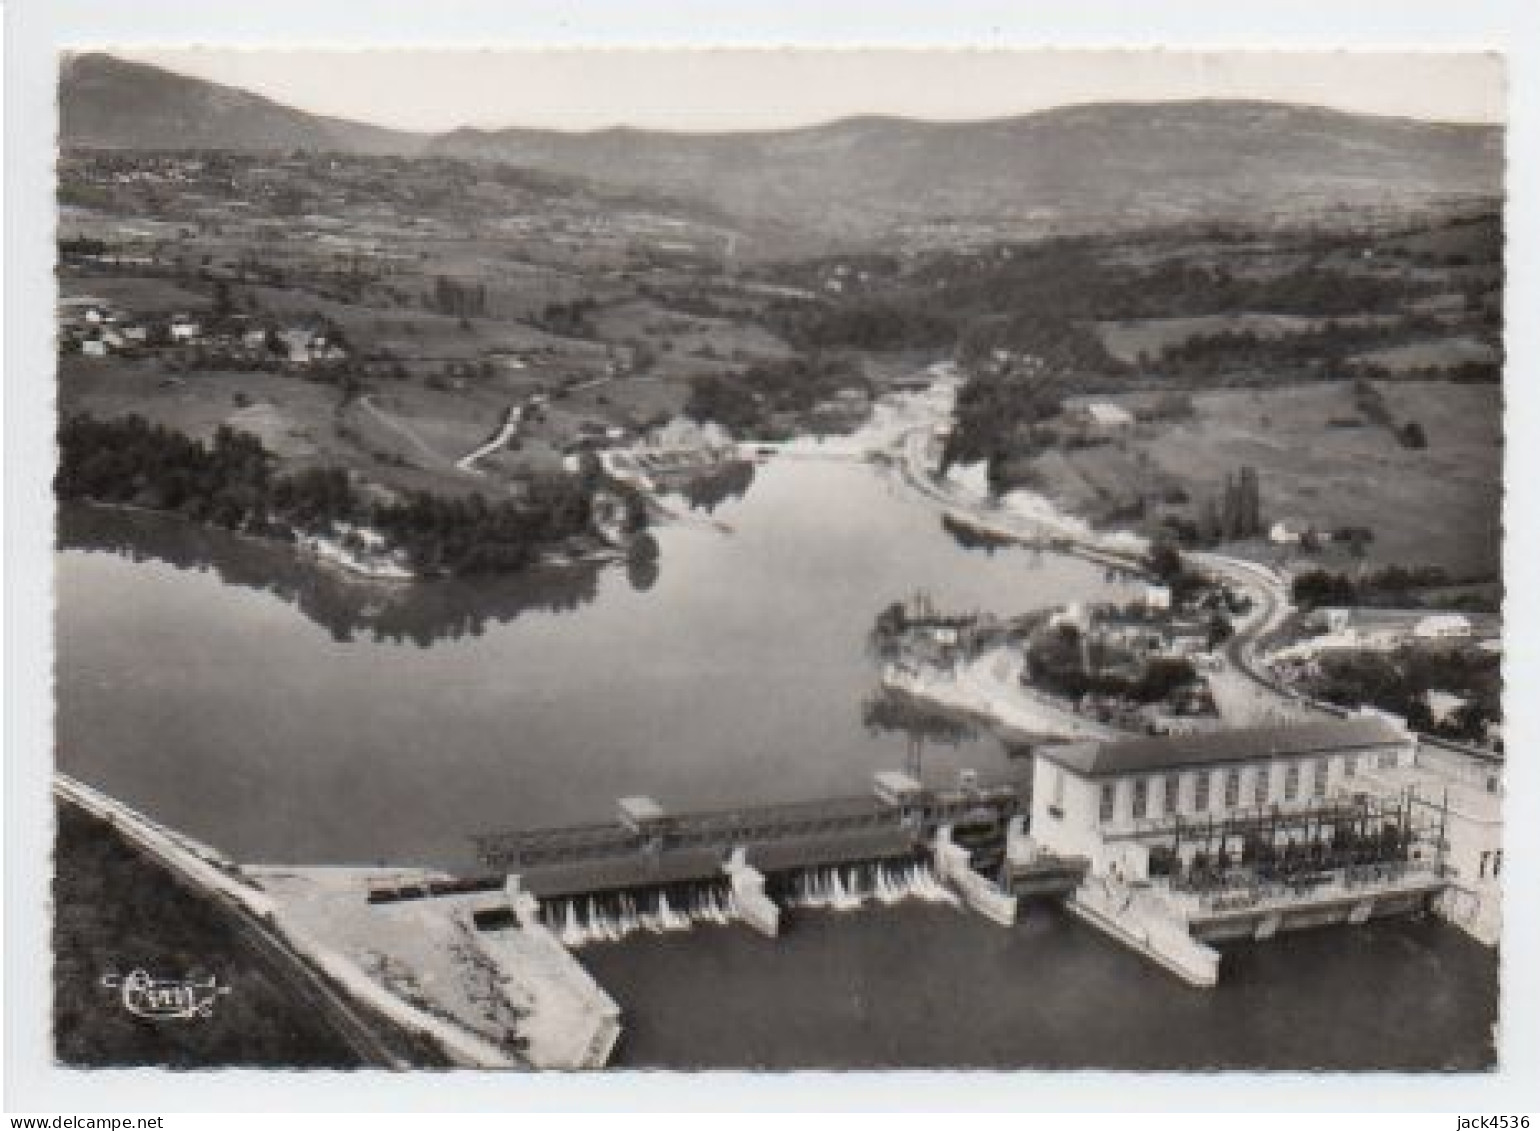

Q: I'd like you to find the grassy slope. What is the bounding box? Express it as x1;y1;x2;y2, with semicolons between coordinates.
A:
1032;380;1501;576
52;800;368;1068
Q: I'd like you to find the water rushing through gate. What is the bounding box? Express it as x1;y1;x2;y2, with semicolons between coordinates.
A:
535;858;962;946
538;882;739;947
780;859;958;911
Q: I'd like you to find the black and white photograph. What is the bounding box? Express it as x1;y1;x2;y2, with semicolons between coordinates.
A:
7;5;1539;1113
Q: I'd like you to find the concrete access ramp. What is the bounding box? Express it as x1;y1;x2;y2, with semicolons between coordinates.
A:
1068;879;1221;988
723;848;781;937
932;828;1018;927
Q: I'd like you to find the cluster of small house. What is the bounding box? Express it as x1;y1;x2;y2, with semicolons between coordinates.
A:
1038;595;1224;732
1063;579;1245;653
59;295;348;368
747;387;873;439
58;295;160;356
1264;607;1500;747
596;416;740;488
882;585;1234;735
1273;607;1493;660
807;387;874;433
1061;401;1137;443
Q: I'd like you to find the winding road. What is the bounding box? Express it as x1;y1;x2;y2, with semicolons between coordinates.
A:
883;381;1308;728
357;395;460;473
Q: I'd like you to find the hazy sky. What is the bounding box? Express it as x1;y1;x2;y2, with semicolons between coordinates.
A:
115;49;1505;133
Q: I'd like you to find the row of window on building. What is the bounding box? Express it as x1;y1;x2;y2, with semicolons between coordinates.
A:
1099;751;1399;824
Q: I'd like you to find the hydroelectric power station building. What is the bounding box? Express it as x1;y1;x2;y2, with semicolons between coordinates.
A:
1027;712;1500;985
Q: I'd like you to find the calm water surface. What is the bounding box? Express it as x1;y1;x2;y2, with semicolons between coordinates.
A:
582;901;1497;1070
57;456;1129;868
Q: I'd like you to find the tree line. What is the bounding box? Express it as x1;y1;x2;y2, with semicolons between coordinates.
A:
684;354;866;438
56;413;626;578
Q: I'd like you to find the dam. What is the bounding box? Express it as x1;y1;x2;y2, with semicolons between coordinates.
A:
367;715;1476;1022
369;767;1081;941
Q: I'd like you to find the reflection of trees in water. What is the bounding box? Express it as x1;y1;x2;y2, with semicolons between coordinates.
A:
625;556;660;593
861;686;978;776
58;504;604;647
676;460;757;514
940;514;1027;560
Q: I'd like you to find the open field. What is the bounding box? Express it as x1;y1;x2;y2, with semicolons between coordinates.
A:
58;273;214;313
1352;337;1500;372
55;149;1504;586
59;355;344;454
57;355;531;496
1095;313;1397;366
1029;380;1501;576
590;298;793;363
560;373;688;426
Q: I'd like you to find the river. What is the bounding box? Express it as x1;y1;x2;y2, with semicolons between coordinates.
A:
55;453;1133;869
53;447;1497;1070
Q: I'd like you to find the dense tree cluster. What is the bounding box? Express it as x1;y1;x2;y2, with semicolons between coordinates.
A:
1114;261;1438;320
771;300;958;353
1309;647;1500;743
1196;465;1264;544
429;276;489;319
941;366;1065;490
56;413;612;577
1291;564;1495;611
371;477;598;575
532;299;598;339
684;354;866;438
57;414;279;533
1142;537;1209;604
1026;623;1199;705
1148;315;1497;385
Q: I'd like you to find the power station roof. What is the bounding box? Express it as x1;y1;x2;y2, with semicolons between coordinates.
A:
1039;716;1408;780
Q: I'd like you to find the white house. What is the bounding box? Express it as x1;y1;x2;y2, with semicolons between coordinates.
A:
1068;402;1135;441
1424;690;1469;727
1316;608;1472;650
1414;613;1472;640
1268;518;1312;545
1048;602;1091;632
645;415;734;454
275;328;347;366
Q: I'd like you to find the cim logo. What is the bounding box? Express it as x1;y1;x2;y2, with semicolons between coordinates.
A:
100;969;231;1020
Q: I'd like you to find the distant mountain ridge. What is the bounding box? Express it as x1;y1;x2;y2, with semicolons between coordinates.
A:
61;53;1504;239
60;53;427;156
425;102;1503;237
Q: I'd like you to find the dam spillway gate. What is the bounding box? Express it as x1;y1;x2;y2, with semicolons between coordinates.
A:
451;770;1068;940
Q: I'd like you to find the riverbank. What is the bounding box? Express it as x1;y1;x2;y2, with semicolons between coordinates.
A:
249;867;621;1070
882;649;1127;743
53;774;520;1070
57;410;624;585
58;768;626;1070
